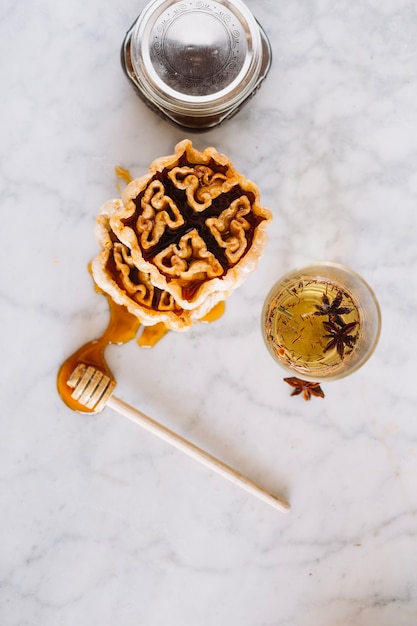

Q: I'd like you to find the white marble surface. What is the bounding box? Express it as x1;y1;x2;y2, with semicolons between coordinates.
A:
1;0;417;624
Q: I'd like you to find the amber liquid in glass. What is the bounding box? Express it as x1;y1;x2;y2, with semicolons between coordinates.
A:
264;276;361;379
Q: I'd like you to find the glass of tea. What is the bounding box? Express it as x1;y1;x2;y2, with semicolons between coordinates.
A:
261;263;381;381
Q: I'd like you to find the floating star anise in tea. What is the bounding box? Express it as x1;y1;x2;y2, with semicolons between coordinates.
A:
314;291;353;326
323;320;358;360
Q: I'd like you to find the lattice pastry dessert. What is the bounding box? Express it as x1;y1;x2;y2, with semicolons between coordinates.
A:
91;140;272;331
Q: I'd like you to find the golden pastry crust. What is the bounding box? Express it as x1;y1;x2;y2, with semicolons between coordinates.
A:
91;140;272;330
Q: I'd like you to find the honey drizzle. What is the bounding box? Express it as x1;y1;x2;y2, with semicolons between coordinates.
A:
115;165;133;193
57;298;140;413
138;322;169;348
200;300;225;323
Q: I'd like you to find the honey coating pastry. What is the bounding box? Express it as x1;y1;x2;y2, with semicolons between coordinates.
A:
91;140;272;331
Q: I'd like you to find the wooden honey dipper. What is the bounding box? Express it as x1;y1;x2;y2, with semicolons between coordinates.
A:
64;362;290;513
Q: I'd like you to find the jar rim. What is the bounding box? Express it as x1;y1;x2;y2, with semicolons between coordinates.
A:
128;0;265;116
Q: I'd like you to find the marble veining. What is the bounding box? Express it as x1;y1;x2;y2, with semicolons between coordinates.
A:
1;0;417;624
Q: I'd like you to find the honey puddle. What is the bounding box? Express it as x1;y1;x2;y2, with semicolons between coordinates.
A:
57;297;140;413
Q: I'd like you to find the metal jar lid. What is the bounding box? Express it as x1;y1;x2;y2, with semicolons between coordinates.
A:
122;0;272;129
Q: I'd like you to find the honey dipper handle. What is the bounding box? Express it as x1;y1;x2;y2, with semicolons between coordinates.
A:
107;395;290;513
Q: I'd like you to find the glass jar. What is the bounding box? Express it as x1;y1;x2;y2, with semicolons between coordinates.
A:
121;0;272;130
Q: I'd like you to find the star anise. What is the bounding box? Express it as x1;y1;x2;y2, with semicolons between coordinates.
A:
284;377;325;401
323;320;358;359
314;291;352;326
